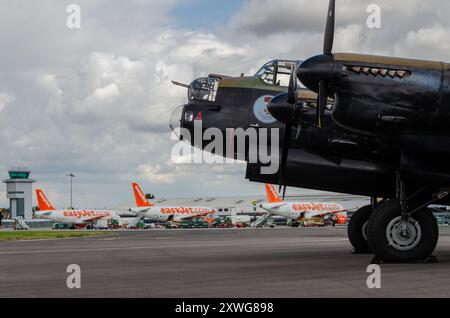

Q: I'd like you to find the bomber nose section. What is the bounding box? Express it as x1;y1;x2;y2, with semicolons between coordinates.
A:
297;54;334;92
169;105;185;139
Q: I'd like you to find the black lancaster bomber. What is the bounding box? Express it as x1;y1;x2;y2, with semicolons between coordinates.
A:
267;0;450;263
170;59;321;157
170;0;450;263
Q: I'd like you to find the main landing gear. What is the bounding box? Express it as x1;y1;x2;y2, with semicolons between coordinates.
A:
348;205;373;254
367;199;438;263
348;175;449;263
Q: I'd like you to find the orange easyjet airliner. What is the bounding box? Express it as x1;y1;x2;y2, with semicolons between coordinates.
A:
259;184;347;226
35;189;140;228
130;183;216;223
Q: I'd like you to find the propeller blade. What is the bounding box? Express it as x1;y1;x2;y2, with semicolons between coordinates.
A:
278;124;292;193
276;63;300;193
316;81;328;128
282;186;287;200
295;123;302;140
323;0;336;55
315;89;320;127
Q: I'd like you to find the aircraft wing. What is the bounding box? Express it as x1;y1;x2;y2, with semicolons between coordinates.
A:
265;203;288;210
131;208;152;215
180;211;214;221
83;215;108;223
307;209;348;219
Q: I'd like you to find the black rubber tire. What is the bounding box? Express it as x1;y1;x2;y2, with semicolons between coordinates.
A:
347;205;373;254
367;200;438;263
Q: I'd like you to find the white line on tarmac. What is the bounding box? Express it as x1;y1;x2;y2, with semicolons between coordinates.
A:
0;239;350;255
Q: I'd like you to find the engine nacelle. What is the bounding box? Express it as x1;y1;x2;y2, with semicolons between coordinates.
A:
333;214;347;225
298;53;450;136
331;54;446;135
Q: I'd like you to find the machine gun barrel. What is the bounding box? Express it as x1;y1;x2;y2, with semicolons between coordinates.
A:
171;81;190;89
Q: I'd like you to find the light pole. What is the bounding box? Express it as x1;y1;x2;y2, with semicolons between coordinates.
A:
67;173;75;209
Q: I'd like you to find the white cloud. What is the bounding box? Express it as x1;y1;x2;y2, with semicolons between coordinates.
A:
138;164;176;185
0;93;14;113
1;0;450;208
398;24;450;59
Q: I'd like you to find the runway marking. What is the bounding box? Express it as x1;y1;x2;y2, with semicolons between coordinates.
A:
0;239;350;255
97;238;120;241
10;236;107;243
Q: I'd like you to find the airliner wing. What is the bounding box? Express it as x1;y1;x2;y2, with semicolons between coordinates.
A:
131;208;152;215
267;203;288;210
181;211;214;220
83;215;108;223
308;209;348;218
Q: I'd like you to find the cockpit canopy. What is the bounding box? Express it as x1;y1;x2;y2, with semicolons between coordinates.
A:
186;60;301;103
188;77;220;102
255;60;300;87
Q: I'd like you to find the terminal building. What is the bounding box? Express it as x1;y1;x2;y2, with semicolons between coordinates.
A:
3;168;36;220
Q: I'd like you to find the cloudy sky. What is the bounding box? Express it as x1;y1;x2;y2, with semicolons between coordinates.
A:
1;0;449;208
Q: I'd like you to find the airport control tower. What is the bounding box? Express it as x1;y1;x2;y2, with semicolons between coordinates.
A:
3;168;36;220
